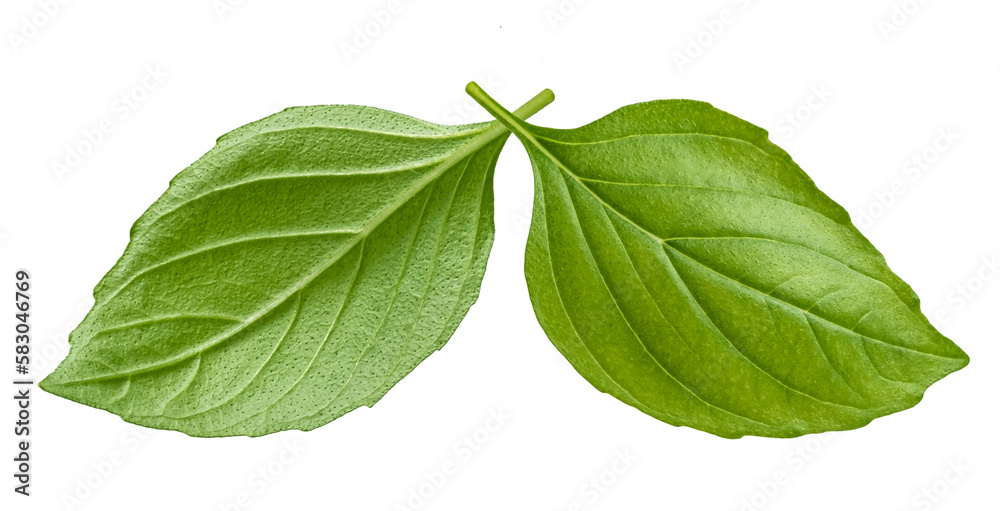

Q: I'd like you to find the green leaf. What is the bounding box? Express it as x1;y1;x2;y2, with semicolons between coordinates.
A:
467;83;968;439
41;91;554;437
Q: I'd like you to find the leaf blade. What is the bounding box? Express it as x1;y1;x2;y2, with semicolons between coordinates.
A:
41;93;553;437
468;86;968;438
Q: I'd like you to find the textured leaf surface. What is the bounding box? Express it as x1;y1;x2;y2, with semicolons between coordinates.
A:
469;85;968;439
41;93;553;437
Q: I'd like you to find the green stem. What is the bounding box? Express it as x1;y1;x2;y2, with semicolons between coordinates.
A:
468;82;552;142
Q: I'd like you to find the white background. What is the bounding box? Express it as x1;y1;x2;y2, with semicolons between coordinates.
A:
2;1;998;510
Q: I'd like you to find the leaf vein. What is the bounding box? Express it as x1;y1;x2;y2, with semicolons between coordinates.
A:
661;245;866;412
664;243;957;361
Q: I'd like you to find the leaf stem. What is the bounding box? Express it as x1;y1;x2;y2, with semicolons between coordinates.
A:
509;86;555;121
467;82;552;143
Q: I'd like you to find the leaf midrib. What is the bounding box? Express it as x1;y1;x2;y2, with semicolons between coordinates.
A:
66;124;511;386
510;125;959;365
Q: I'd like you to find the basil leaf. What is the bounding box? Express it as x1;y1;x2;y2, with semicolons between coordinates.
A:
41;91;554;437
468;83;968;439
